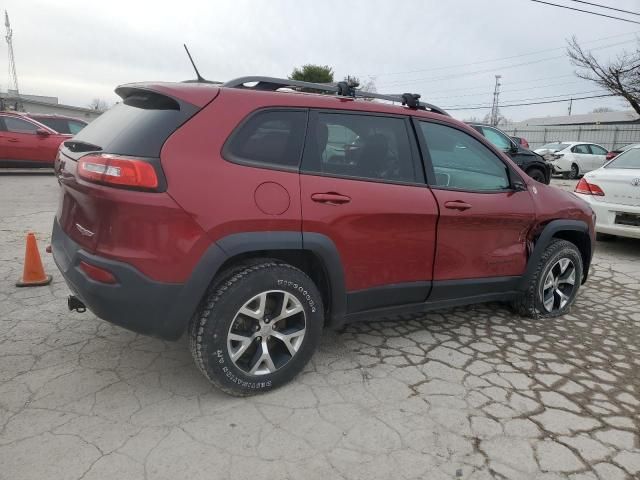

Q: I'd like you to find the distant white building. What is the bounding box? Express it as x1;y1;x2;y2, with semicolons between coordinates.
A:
515;110;640;127
0;90;103;121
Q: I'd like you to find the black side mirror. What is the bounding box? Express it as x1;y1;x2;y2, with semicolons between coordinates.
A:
509;142;519;154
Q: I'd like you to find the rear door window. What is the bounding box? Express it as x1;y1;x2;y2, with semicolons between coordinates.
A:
572;144;590;154
223;110;307;169
301;111;419;183
589;145;607;155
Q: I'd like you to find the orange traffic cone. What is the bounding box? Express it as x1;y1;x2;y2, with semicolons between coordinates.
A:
16;233;52;287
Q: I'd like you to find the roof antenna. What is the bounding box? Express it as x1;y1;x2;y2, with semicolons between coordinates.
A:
183;44;207;83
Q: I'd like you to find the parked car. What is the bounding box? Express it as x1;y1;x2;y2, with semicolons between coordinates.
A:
26;114;87;135
52;78;595;395
467;123;550;184
0;112;72;168
605;143;640;161
534;141;608;179
575;145;640;240
511;135;530;149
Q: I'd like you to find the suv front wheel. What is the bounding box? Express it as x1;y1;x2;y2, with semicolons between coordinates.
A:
189;260;324;396
513;239;583;318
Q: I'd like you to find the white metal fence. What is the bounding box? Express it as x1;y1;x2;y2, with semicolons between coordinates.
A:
499;124;640;150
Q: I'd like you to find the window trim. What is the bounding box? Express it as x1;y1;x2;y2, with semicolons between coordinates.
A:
413;118;524;194
299;108;426;187
221;107;309;172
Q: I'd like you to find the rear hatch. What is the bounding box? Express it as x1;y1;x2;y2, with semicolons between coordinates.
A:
56;83;218;252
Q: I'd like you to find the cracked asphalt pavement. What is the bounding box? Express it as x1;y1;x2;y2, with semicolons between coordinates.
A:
1;173;639;479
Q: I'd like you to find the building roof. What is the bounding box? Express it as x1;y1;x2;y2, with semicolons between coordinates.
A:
517;110;640;126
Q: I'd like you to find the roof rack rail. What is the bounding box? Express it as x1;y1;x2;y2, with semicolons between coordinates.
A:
222;76;449;116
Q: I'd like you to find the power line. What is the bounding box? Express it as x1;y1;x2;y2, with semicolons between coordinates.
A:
441;89;609;108
378;39;637;88
359;30;639;79
445;93;614;111
529;0;640;24
429;80;587;100
567;0;640;17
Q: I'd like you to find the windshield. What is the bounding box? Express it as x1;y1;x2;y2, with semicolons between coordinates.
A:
605;148;640;169
539;143;570;151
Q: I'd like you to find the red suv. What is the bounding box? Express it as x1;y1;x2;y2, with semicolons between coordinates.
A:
52;77;595;395
0;112;76;167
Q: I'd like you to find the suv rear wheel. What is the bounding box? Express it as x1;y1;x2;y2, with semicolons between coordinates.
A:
189;260;324;396
513;239;583;318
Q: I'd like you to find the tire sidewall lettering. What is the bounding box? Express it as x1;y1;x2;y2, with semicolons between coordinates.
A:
277;279;317;313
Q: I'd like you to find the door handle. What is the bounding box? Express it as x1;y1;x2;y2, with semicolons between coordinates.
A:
311;192;351;205
444;200;472;211
7;138;19;143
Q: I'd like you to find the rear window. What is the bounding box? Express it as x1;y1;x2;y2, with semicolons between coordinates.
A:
68;90;198;157
606;148;640;169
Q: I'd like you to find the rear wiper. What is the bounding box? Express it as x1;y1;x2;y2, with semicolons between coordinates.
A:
64;140;102;153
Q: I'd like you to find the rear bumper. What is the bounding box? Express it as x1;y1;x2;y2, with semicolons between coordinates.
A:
577;194;640;239
52;219;203;340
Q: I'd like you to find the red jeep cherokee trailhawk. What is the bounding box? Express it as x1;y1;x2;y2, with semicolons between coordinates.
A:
52;77;595;395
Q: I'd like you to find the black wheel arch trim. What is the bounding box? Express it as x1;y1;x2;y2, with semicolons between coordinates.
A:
189;231;347;327
520;219;593;290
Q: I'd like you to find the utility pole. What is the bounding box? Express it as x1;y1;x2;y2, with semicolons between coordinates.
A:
490;75;501;126
5;10;21;110
567;98;573;116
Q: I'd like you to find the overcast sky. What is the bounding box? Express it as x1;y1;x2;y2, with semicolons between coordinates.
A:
1;0;639;121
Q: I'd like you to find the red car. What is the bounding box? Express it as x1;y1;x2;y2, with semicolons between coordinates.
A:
0;112;72;167
511;136;530;149
52;77;595;395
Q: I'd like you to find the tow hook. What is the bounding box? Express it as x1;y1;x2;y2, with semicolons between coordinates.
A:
68;295;86;313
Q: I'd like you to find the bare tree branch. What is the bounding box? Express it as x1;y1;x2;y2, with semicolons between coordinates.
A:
566;36;640;114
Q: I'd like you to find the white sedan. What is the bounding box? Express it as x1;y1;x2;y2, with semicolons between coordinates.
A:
574;145;640;239
534;142;608;179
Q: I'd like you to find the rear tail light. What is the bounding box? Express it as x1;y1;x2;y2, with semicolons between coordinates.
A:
79;260;117;284
78;154;159;190
575;178;605;196
605;152;616;160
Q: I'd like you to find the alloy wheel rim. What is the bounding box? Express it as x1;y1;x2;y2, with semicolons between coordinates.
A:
540;257;576;313
227;290;306;376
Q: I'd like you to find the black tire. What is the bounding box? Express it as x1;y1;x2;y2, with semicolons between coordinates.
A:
512;239;583;318
568;163;580;179
189;260;324;396
526;167;546;184
596;232;616;241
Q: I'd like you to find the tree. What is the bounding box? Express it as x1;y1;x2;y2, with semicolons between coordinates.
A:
591;106;615;113
289;64;334;84
343;75;377;100
567;36;640;115
88;98;109;111
482;111;512;126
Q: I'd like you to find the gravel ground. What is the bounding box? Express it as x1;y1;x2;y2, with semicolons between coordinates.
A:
0;172;638;480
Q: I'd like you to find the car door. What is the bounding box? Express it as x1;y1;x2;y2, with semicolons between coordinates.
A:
571;144;592;173
588;144;608;169
299;110;438;313
415;120;536;298
0;116;59;165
